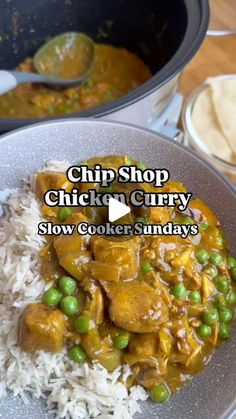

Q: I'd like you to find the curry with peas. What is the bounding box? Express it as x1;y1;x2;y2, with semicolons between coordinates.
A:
18;155;236;404
0;44;151;118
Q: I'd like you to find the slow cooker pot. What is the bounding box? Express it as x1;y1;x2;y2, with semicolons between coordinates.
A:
0;0;209;132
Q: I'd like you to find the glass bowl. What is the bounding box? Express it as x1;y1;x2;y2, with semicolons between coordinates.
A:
182;74;236;187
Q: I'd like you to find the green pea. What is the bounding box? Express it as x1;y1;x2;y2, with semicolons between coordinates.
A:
58;207;72;221
58;104;68;112
114;331;130;349
60;296;79;317
135;217;149;225
196;249;209;265
70;91;79;100
204;265;218;279
202;308;219;325
141;261;154;275
214;295;227;310
125;156;132;166
46;106;54;115
209;252;223;267
59;276;77;296
5;90;13;97
227;256;236;270
77;160;86;166
68;345;86;363
198;324;212;337
189;290;201;303
199;222;208;231
137;162;146;170
179;217;194;225
231;267;236;282
218;308;233;323
150;384;169;403
83;78;93;88
43;287;62;306
226;291;236;305
171;283;187;300
102;90;115;102
74;314;89;334
218;323;230;340
106;185;114;193
215;276;229;295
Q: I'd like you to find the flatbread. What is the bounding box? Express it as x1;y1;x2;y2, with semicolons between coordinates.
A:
208;78;236;155
192;86;234;162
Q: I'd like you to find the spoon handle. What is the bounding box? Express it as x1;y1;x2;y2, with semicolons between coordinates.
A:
0;70;44;94
0;70;84;94
12;71;83;87
0;71;17;94
10;71;46;84
0;70;61;94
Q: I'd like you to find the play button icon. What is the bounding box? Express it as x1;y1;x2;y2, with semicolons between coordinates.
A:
108;197;131;222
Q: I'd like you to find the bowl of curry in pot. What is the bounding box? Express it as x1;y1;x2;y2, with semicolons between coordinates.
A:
0;119;235;419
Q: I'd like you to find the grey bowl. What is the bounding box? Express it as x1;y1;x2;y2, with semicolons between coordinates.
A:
0;119;235;419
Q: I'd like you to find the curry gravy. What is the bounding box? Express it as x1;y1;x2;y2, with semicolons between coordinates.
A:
0;44;151;118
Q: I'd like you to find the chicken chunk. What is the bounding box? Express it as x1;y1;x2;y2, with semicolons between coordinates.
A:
35;170;73;201
149;207;170;225
81;277;104;324
19;303;66;353
91;236;140;280
102;280;169;333
35;171;74;218
81;326;122;372
54;213;91;280
128;333;158;357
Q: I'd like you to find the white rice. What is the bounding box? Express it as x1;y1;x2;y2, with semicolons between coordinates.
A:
0;175;148;418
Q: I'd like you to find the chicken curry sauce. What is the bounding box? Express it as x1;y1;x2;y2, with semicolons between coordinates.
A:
18;156;236;403
0;44;151;118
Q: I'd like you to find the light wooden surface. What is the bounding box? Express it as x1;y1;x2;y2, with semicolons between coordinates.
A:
179;0;236;98
209;0;236;31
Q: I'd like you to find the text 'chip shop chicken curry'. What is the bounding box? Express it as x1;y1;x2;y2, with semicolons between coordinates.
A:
18;156;236;403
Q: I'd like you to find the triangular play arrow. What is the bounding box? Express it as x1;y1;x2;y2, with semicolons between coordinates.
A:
108;197;131;222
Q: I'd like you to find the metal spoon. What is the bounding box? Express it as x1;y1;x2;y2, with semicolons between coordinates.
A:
0;32;95;95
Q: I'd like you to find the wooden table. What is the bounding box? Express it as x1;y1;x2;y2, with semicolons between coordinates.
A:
179;0;236;99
